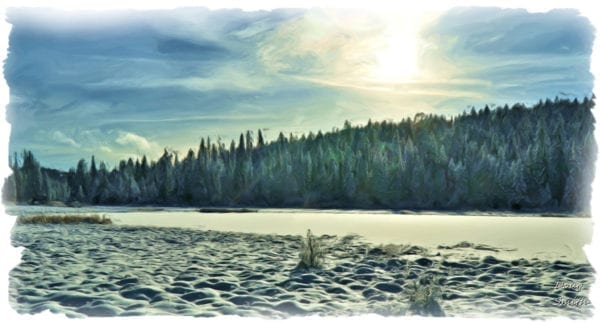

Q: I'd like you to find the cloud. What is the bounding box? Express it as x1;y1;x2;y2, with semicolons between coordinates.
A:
115;131;152;151
5;7;595;170
415;7;594;105
51;131;80;148
99;146;112;153
421;7;594;57
257;9;383;78
86;65;271;93
155;37;230;59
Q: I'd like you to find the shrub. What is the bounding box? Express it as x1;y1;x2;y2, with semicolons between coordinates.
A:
407;274;445;317
296;229;325;270
16;214;112;225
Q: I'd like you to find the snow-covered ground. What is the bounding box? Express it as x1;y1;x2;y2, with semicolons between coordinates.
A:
6;206;595;319
7;206;591;262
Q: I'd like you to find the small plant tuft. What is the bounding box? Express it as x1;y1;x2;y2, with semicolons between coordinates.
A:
296;229;325;270
17;214;112;225
407;274;445;317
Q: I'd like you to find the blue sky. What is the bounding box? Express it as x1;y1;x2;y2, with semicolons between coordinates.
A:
4;6;595;170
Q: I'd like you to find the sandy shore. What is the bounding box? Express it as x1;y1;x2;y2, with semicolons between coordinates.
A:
9;222;595;319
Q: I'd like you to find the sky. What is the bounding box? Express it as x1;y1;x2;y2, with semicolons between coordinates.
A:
4;6;595;170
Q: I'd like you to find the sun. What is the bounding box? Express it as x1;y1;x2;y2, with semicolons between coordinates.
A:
370;15;421;83
372;35;418;82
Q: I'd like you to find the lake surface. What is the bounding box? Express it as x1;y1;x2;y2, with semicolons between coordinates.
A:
5;205;594;262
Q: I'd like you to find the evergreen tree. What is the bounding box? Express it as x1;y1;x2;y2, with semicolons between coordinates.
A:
5;97;595;213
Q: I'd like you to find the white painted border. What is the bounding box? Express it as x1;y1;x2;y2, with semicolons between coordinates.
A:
1;1;598;323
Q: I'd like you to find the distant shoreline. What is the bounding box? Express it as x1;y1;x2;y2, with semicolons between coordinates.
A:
3;201;589;218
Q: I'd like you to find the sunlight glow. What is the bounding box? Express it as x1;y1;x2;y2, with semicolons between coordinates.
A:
372;31;418;82
370;15;420;83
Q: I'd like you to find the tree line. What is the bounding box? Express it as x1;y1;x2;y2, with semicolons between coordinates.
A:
2;97;596;212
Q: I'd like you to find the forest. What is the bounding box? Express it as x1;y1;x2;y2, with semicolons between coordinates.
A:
2;97;596;212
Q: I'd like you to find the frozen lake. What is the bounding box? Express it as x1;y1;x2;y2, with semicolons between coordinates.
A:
5;205;593;262
5;205;595;319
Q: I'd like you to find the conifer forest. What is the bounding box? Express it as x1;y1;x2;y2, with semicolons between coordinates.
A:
3;97;596;212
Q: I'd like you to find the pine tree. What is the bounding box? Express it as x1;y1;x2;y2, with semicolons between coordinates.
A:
9;97;595;212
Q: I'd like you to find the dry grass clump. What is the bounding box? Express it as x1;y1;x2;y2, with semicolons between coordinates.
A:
407;275;445;317
296;229;325;270
17;214;112;225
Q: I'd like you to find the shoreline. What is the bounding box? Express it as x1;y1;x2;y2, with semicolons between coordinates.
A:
2;202;590;218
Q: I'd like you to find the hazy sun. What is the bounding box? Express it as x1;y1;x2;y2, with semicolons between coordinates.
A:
370;14;420;83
